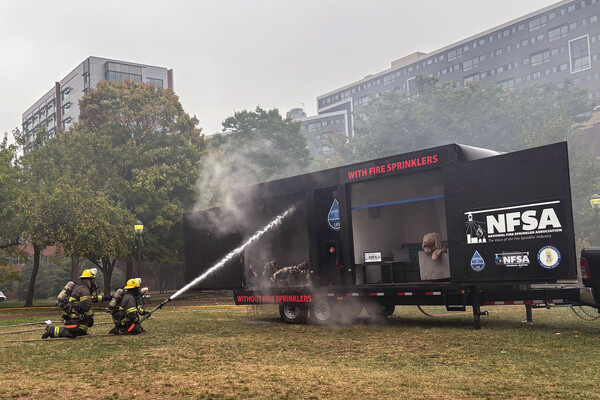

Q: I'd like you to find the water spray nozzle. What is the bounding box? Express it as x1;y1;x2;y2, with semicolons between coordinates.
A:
157;298;172;310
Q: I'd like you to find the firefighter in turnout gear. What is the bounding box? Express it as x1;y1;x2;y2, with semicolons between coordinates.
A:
109;278;148;335
43;268;108;339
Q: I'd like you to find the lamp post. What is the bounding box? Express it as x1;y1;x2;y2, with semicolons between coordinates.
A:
591;194;600;240
134;220;144;278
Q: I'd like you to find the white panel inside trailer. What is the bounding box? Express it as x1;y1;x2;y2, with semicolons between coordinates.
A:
350;169;446;264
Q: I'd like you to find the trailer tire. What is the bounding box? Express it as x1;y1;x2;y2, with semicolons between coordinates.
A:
279;303;308;324
310;300;333;324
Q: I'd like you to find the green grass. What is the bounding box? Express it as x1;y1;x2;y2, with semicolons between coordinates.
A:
1;296;600;400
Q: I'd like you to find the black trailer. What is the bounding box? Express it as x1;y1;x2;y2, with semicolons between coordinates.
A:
184;142;599;328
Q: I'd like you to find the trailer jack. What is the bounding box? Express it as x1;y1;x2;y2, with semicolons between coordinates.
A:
472;290;488;330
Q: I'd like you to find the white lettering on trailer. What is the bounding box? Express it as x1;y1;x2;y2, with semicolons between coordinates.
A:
486;208;561;234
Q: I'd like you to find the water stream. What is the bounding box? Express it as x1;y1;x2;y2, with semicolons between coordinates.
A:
169;205;297;300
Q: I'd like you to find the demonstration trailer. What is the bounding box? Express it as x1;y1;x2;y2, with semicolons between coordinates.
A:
184;142;600;329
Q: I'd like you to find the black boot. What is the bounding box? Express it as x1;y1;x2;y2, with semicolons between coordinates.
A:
41;325;53;339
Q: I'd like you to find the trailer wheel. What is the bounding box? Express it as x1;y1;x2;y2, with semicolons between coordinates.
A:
365;303;395;318
310;300;333;324
279;303;308;324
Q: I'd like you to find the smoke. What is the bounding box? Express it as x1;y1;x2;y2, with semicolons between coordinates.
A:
194;123;311;235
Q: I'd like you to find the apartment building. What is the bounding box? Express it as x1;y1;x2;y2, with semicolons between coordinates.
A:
21;56;173;152
302;0;599;155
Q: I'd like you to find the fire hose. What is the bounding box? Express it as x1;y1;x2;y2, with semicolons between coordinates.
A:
139;297;172;324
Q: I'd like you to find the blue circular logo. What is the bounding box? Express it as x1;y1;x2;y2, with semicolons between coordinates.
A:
537;246;561;269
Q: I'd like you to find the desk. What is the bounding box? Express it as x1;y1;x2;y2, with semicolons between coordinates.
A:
356;261;420;284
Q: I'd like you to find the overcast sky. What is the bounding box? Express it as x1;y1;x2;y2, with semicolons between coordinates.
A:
1;0;559;137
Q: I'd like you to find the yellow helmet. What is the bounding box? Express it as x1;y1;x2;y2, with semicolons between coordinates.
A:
80;268;97;279
125;278;142;289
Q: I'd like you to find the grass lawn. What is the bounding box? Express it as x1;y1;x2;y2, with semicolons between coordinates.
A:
1;293;600;400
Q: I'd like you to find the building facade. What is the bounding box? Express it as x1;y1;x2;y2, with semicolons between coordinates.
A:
22;56;173;152
301;0;600;155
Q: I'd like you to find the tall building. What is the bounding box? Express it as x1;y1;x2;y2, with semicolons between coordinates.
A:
301;0;600;155
21;56;173;152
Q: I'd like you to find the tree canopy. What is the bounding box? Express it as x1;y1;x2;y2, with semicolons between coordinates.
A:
198;106;312;209
10;80;206;302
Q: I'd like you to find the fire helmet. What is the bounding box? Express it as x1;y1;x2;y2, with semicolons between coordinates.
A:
125;278;142;289
80;268;97;279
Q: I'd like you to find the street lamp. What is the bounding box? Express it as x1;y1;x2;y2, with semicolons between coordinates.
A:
591;194;600;239
134;220;144;278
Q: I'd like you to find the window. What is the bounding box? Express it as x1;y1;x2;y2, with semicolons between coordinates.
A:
498;79;515;89
569;36;591;72
146;77;163;88
496;48;503;56
463;58;478;71
463;74;480;85
569;22;577;30
522;39;529;47
105;62;142;83
529;18;541;31
549;25;568;42
448;48;462;61
518;23;525;31
533;71;541;79
531;50;550;66
568;4;575;12
592;15;598;23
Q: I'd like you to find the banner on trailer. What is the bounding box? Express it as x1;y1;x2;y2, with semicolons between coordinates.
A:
461;198;571;280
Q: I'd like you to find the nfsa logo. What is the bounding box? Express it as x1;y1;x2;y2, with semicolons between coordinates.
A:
465;200;564;245
495;252;530;268
487;209;561;234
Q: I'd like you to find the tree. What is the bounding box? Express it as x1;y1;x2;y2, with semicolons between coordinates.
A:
0;132;22;250
349;77;593;159
199;106;312;209
12;127;63;307
68;80;206;288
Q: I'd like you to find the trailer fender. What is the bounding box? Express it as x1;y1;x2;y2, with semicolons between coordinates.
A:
579;287;600;308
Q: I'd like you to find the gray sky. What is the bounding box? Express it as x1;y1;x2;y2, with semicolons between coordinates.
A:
1;0;559;137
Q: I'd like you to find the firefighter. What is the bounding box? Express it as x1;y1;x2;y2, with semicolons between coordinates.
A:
43;268;100;339
108;278;148;335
